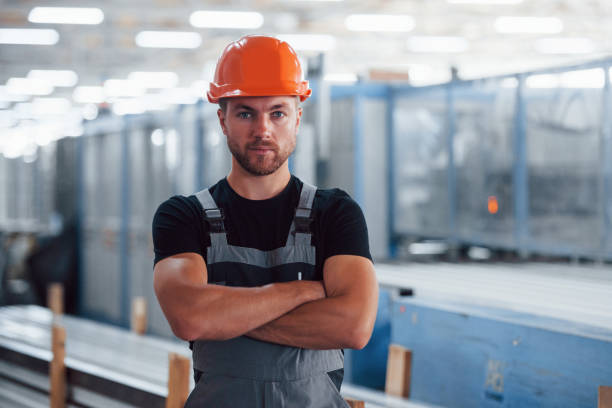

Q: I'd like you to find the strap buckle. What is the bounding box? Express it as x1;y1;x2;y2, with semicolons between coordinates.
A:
204;208;225;233
294;208;312;234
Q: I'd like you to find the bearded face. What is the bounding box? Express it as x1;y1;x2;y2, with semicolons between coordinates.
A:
219;96;300;177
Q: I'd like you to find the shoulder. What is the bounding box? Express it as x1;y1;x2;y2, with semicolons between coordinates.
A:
153;195;202;227
314;187;362;216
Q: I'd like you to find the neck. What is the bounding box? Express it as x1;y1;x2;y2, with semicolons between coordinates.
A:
226;160;292;200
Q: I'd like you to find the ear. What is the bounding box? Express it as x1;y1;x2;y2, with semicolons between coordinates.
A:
217;108;228;136
295;107;302;131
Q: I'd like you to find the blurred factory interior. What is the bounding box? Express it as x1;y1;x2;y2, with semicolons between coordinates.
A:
1;1;612;407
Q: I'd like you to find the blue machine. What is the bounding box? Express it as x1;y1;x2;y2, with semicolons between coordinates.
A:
388;296;612;408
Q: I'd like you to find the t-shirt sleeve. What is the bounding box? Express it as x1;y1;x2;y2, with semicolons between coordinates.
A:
320;191;372;262
152;196;204;265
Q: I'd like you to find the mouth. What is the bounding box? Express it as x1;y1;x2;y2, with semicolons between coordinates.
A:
249;146;275;154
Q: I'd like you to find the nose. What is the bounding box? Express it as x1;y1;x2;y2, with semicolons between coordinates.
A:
253;113;273;139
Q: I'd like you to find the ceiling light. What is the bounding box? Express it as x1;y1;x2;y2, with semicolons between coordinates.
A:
494;16;563;34
0;86;30;102
324;73;358;83
407;36;469;53
31;97;72;115
73;86;105;104
112;99;146;116
27;70;78;87
158;88;199;105
28;7;104;25
448;0;522;3
0;28;59;45
534;37;596;54
127;72;179;89
560;69;604;88
104;79;145;98
345;14;415;32
526;69;604;89
190;11;264;29
6;78;54;96
277;34;336;51
135;31;202;49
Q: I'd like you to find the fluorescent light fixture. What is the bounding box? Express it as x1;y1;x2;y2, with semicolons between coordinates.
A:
27;70;78;87
104;79;145;98
408;64;451;86
495;16;563;34
6;78;54;96
0;86;30;102
190;11;264;29
73;86;105;103
448;0;522;3
82;104;99;120
151;129;165;146
31;97;72;115
345;14;415;32
407;36;469;53
501;77;518;88
135;31;202;49
0;28;59;45
127;72;179;89
112;99;146;116
277;34;336;51
527;69;604;89
560;69;604;88
526;74;558;88
534;37;595;54
158;88;199;104
324;73;358;83
28;7;104;25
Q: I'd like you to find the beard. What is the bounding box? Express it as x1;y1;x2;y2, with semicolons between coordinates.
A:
227;137;295;176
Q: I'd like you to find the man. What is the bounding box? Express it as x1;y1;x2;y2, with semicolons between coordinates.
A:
152;35;378;407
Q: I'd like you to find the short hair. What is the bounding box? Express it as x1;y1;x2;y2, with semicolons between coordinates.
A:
218;96;300;113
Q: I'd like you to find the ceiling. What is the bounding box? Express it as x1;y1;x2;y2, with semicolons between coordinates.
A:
0;0;611;118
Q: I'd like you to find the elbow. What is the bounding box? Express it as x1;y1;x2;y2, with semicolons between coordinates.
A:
345;326;373;350
168;318;199;341
169;316;232;342
344;316;375;350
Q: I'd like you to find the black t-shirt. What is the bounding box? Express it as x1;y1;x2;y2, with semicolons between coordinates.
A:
152;176;372;273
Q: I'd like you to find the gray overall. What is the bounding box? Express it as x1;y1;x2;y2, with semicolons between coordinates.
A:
185;182;348;407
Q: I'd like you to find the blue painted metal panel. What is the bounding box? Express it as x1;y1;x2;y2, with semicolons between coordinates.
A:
330;83;390;100
602;65;612;257
195;100;205;191
353;95;365;207
513;75;529;256
446;85;457;245
347;288;392;390
386;89;398;258
391;297;612;408
76;135;85;315
119;116;131;328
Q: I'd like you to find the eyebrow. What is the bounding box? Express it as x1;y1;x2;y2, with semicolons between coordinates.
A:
233;103;290;112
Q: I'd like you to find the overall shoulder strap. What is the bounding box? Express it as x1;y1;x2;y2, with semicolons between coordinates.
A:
291;181;317;246
195;188;228;246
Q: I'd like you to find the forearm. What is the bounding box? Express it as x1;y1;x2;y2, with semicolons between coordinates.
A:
162;280;324;341
246;293;375;350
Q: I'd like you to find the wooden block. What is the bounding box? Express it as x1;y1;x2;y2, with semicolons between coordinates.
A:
344;397;365;408
50;324;66;408
385;344;412;398
600;386;612;408
48;283;64;315
130;297;147;335
166;353;190;408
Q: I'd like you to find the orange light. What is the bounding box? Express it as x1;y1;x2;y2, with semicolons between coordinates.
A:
488;196;499;214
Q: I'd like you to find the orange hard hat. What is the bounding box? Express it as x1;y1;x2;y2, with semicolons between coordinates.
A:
207;35;311;104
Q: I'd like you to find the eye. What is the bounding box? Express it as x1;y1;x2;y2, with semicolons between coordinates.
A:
271;111;285;118
237;111;252;119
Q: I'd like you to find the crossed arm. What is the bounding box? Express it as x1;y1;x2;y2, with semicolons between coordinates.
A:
153;252;378;349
